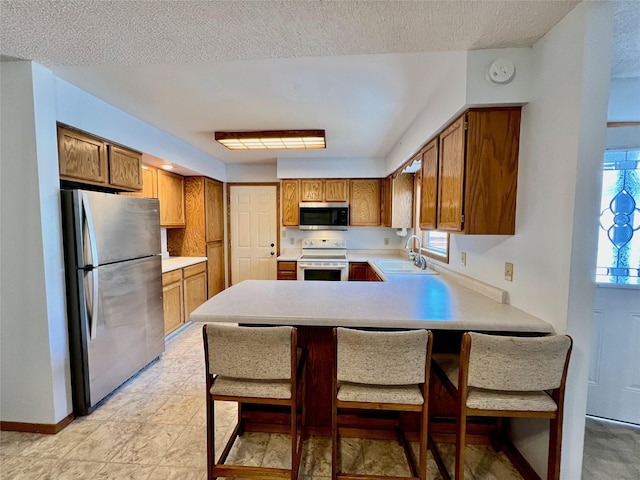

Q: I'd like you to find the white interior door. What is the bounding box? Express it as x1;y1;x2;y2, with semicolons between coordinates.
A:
229;185;278;284
587;287;640;424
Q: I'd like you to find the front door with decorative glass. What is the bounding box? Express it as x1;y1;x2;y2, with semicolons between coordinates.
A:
596;149;640;285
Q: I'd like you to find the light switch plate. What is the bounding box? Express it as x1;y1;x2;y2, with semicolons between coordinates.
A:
461;252;467;266
504;262;513;281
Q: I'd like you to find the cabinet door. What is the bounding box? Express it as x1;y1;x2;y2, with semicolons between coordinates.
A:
324;179;349;202
205;178;224;243
141;165;158;198
157;170;185;227
391;173;414;228
419;139;439;230
162;271;184;335
206;242;225;298
300;179;324;202
380;176;392;227
464;109;520;234
281;180;300;226
348;262;369;281
277;261;297;280
437;115;466;231
108;145;142;191
350;179;381;226
57;126;108;185
184;266;207;319
366;265;382;282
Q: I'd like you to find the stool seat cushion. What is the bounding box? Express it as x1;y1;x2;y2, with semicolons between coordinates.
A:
467;387;557;411
211;376;292;399
337;382;424;405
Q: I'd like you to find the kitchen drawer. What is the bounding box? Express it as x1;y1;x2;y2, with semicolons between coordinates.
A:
184;262;206;278
278;261;297;271
162;269;183;286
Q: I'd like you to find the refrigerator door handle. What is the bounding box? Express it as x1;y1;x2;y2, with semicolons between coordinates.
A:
84;270;99;340
81;192;99;268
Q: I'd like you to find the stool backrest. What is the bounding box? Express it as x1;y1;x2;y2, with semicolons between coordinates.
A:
205;323;293;380
337;328;429;385
466;333;572;391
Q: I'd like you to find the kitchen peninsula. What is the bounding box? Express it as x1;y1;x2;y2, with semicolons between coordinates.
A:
191;271;553;436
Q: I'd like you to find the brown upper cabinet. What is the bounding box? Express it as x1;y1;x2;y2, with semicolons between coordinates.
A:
281;179;300;226
420;107;521;234
390;173;414;229
123;164;158;199
57;125;142;191
380;173;414;229
419;139;439;230
157;169;185;228
300;179;349;202
350;179;381;226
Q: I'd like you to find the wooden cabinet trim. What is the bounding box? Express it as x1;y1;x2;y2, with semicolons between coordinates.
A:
184;262;207;278
162;269;183;286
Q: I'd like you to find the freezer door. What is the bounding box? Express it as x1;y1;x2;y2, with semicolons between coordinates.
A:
69;189;161;267
83;255;164;409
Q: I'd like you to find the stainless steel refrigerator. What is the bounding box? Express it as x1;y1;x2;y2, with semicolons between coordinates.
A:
61;189;165;415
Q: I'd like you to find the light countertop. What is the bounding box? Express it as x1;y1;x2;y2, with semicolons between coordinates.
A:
162;256;207;273
191;273;553;334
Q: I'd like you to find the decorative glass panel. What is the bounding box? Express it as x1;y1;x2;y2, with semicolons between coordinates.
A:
596;149;640;285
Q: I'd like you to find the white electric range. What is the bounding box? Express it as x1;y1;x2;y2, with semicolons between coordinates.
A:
297;238;348;281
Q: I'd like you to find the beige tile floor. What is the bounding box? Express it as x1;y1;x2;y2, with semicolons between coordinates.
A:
0;322;635;479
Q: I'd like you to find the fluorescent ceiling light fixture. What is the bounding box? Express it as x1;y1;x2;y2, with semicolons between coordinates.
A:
215;130;326;150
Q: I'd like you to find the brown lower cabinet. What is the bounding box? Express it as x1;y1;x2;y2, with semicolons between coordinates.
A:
162;261;207;336
277;261;297;280
162;270;184;335
348;262;382;281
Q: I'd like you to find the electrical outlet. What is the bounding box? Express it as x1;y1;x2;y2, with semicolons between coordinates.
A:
504;262;513;281
384;238;390;246
289;236;295;245
461;252;467;266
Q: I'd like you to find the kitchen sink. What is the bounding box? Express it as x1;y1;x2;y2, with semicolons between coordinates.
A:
373;259;438;275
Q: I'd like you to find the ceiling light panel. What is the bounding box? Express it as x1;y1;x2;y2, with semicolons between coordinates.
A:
215;130;325;150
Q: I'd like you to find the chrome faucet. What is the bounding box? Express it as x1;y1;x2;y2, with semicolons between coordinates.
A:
405;235;426;269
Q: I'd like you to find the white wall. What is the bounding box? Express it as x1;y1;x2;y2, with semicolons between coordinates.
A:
384;52;468;173
431;4;613;478
465;48;532;106
55;78;228;182
277;157;386;179
227;163;279;183
1;61;71;424
608;77;640;121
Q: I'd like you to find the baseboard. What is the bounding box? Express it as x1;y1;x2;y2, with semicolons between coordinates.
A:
0;412;74;434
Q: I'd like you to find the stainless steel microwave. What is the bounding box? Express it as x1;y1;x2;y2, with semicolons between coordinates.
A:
299;202;349;230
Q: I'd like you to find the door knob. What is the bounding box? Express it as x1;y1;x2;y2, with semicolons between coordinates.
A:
270;251;275;256
270;243;275;247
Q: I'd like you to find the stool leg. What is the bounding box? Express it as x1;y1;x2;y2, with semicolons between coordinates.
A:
332;403;338;479
207;396;215;480
547;416;562;480
455;408;466;480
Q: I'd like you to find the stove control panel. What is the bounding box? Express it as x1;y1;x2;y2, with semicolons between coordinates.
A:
302;238;346;249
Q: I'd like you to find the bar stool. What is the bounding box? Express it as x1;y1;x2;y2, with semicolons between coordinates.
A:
203;323;306;480
430;332;572;480
332;327;433;480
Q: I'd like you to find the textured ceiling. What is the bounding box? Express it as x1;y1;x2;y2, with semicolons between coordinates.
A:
0;0;632;168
